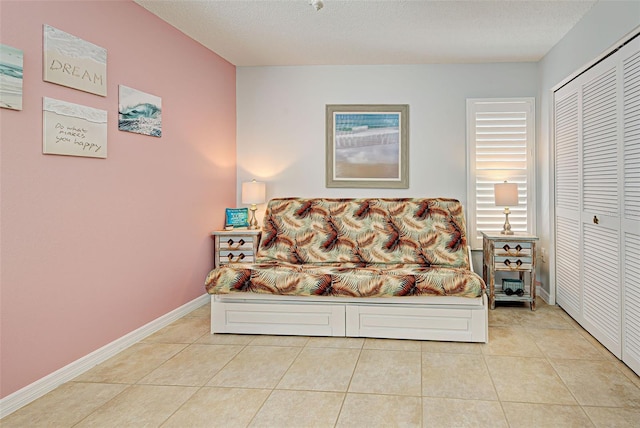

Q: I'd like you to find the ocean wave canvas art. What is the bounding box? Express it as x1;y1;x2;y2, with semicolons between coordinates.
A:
0;44;23;110
118;85;162;137
43;25;107;96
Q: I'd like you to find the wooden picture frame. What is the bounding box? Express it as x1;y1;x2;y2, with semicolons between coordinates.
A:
326;104;409;188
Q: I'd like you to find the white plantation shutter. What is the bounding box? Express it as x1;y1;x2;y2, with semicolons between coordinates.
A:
466;98;535;249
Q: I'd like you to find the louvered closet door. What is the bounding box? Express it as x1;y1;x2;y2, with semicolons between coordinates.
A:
554;89;582;320
622;37;640;373
580;54;622;357
554;33;640;374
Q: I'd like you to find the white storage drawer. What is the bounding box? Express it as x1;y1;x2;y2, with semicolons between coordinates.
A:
345;304;487;342
212;301;346;337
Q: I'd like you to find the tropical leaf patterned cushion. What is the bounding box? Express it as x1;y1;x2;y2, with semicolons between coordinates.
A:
205;198;485;298
258;198;470;267
205;261;484;298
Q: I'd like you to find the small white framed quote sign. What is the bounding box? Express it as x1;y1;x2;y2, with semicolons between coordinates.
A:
43;97;107;158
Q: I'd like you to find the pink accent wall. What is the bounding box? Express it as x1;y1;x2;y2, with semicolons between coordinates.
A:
0;1;236;398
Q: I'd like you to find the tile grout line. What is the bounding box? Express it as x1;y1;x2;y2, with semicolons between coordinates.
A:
8;301;640;427
150;319;217;427
246;339;307;427
70;382;134;427
420;345;424;428
331;341;364;427
157;385;202;428
480;350;510;427
69;322;209;427
544;353;594;426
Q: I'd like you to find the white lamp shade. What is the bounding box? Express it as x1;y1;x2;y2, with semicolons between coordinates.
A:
494;182;518;206
241;180;266;205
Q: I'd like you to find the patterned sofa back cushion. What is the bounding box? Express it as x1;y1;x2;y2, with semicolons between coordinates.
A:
257;198;470;269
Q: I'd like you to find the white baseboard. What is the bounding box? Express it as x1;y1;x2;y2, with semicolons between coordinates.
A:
537;284;550;304
0;294;209;419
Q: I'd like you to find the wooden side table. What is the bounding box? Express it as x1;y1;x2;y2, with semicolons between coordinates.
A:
211;229;261;268
482;232;538;310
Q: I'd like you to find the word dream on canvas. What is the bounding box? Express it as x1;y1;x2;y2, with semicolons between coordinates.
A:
48;60;104;87
43;25;107;96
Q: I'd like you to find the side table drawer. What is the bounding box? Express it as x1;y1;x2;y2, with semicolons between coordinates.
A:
219;251;254;264
219;237;255;251
494;241;532;257
494;256;532;271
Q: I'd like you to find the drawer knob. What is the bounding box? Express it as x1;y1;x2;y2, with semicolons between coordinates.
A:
227;239;234;245
238;253;245;260
239;239;245;246
593;215;599;224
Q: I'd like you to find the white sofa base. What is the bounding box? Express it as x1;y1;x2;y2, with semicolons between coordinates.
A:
210;293;488;343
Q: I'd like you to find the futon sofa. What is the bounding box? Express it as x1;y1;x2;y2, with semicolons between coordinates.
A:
205;197;488;342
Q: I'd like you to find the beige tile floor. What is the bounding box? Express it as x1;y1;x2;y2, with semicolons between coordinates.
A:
3;298;640;427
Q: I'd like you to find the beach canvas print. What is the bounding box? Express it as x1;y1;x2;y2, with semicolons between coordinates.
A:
43;97;107;158
118;85;162;137
326;104;409;188
43;25;107;96
0;44;24;110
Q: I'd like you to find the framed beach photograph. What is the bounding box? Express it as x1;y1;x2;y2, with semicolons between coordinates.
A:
326;104;409;188
0;44;24;110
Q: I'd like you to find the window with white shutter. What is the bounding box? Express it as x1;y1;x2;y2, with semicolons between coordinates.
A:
466;98;535;249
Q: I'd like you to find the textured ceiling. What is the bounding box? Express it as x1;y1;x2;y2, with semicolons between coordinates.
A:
135;0;597;66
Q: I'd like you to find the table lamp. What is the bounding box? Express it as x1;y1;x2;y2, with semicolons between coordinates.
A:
242;179;266;230
494;181;518;235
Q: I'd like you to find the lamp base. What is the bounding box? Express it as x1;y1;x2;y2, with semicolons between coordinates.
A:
248;205;259;230
501;207;514;235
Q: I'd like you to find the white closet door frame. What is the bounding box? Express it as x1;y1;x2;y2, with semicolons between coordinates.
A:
620;36;640;375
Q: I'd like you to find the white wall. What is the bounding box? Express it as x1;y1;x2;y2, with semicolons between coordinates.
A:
237;63;537;224
237;1;639;289
537;1;640;300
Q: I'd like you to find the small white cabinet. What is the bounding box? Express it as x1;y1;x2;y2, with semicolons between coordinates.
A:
211;229;261;268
